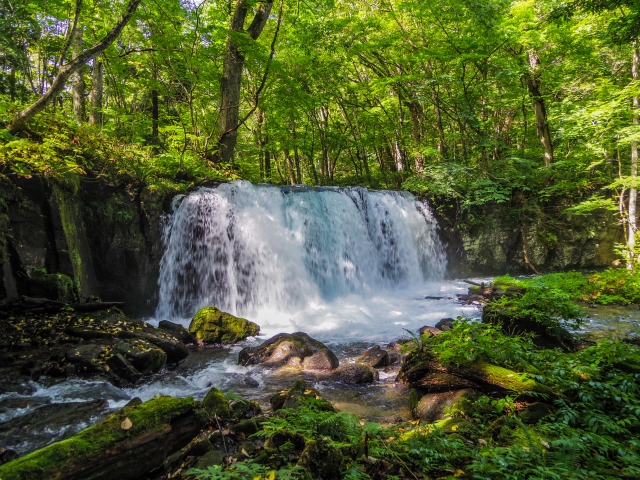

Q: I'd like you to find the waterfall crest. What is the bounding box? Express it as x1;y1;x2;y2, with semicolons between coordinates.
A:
156;181;446;320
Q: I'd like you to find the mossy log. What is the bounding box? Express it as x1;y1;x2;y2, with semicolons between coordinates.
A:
0;396;203;480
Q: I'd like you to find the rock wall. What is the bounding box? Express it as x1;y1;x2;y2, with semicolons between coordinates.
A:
438;200;624;278
0;175;167;316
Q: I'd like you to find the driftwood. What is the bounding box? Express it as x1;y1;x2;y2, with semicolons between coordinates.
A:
0;296;124;315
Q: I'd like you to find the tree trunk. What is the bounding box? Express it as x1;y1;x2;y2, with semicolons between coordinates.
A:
152;89;159;141
265;149;271;182
629;44;639;271
71;27;86;123
284;149;296;185
89;57;103;125
7;0;142;134
526;51;553;167
217;0;274;165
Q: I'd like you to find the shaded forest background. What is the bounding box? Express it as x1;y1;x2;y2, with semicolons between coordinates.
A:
2;0;640;249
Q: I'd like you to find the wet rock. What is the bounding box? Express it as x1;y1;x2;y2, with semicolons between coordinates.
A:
413;389;478;422
125;397;143;407
270;380;336;412
302;349;340;371
195;450;225;469
0;448;18;466
112;339;166;374
202;387;230;419
298;439;344;480
187;438;213;457
265;430;306;450
435;318;455;331
105;353;142;382
231;418;259;436
158;320;197;345
334;363;379;384
243;376;259;388
418;326;443;337
356;346;389;368
127;330;189;364
64;343;107;374
230;399;262;419
238;332;336;368
189;306;259;344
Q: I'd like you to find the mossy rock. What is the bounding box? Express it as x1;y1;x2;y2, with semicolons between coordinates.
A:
298;439;345;480
434;417;475;434
238;332;335;367
270;380;336;412
201;387;231;419
468;361;554;396
0;396;196;480
29;270;76;302
189;306;259;344
230;399;262;419
195;450;225;469
112;338;167;374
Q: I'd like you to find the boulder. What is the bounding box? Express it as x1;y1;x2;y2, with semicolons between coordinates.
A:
189;306;259;344
270;380;336;412
126;330;189;364
356;345;389;368
435;318;455;331
64;343;107;374
334;363;379;384
298;439;344;480
302;349;340;371
418;326;444;337
238;332;338;371
195;450;225;469
413;389;478;422
112;339;166;374
201;387;230;419
158;320;197;345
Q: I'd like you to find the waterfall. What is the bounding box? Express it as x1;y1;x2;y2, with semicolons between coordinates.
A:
155;181;446;321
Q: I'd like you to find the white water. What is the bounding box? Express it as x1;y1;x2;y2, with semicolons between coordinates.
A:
155;181;455;343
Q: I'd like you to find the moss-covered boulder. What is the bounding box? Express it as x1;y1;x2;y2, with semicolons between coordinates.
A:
298;439;345;480
270;380;336;412
334;362;379;384
189;306;259;344
201;387;231;419
29;270;76;302
0;396;201;480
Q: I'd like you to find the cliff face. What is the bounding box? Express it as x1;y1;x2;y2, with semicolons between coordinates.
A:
436;200;624;278
0;174;168;316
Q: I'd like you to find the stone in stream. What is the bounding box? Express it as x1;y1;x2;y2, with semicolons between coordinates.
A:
356;345;389;368
64;343;108;374
238;332;339;372
270;380;336;412
158;320;198;345
334;362;379;384
189;306;260;344
435;318;455;331
112;338;166;374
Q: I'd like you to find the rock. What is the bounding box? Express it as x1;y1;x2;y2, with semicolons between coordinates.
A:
265;430;306;450
410;372;481;393
29;270;75;303
129;330;189;364
356;346;389;368
112;338;166;374
0;397;202;480
435;318;455;331
195;450;225;469
519;402;555;424
64;343;107;374
243;376;259;388
298;439;345;480
270;380;336;412
231;419;259;436
413;389;478;422
186;438;213;457
302;349;340;371
189;306;259;344
105;353;142;382
418;326;443;337
334;363;379;384
202;387;230;419
238;332;337;369
158;320;197;345
0;448;18;466
230;399;262;419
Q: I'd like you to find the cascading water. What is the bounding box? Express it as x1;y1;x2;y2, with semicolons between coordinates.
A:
155;181;452;342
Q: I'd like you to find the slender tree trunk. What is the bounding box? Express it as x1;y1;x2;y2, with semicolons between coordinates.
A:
284;149;296;185
7;0;142;134
526;51;553;167
71;27;86;123
217;0;274;164
255;109;265;181
629;44;639;271
265;148;271;182
291;119;302;183
89;57;103;125
152;89;159;140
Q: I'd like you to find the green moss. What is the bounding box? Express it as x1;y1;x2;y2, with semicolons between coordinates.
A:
0;396;195;480
53;185;84;295
189;306;260;344
30;270;75;302
472;361;553;396
202;387;230;419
